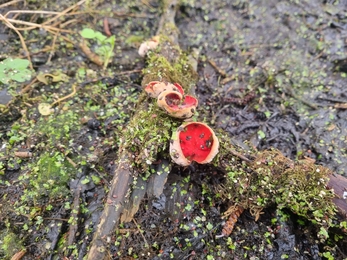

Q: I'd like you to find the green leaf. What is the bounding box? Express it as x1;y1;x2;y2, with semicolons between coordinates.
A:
257;130;266;139
0;58;32;84
206;222;213;230
0;73;10;84
94;31;107;42
10;70;32;82
80;28;97;39
6;58;30;70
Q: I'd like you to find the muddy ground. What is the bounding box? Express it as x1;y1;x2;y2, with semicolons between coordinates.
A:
1;0;347;259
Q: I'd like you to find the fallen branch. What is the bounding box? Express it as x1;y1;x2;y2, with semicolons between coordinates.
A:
87;1;182;258
87;155;134;259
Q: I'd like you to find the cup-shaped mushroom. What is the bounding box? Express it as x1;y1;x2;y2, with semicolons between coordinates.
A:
171;83;185;95
145;81;184;98
170;122;219;166
157;90;198;119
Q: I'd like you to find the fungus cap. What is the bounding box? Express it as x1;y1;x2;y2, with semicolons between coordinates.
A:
170;122;219;166
144;81;184;98
138;36;160;57
157;90;198;119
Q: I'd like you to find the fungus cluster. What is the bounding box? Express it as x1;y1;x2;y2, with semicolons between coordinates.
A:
143;80;219;166
144;81;198;119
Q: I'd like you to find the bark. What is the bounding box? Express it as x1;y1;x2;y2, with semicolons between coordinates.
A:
328;173;347;219
87;155;133;260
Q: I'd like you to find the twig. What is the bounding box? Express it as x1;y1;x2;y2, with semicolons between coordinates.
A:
41;0;86;26
0;2;86;71
221;75;235;85
285;87;318;110
132;218;148;247
78;41;103;67
46;31;59;64
43;217;69;221
0;14;32;69
14;151;33;158
4;10;61;18
66;156;77;168
317;95;347;103
3;18;74;33
115;69;142;75
59;18;78;29
50;84;77;107
103;18;112;36
334;103;347;109
0;0;23;9
225;146;251;163
20;78;38;94
208;59;227;77
67;186;81;246
10;250;26;260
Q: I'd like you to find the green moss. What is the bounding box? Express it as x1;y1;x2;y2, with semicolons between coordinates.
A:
36;110;80;148
122;100;180;173
219;147;337;240
0;232;24;259
142;37;198;91
21;151;73;204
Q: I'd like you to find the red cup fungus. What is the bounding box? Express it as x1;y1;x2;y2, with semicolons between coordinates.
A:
145;81;184;98
157;90;198;119
170;122;219;166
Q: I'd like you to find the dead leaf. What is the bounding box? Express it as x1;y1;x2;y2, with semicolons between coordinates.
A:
36;72;70;85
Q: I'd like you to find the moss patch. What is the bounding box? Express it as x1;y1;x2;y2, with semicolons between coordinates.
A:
219;146;337;241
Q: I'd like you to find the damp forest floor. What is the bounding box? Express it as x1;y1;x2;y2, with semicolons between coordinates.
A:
1;0;347;259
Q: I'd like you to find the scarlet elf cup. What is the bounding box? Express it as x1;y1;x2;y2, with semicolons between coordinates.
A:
143;80;220;166
170;122;219;166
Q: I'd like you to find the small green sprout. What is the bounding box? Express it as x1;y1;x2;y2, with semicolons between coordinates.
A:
80;28;115;70
322;251;334;260
206;222;213;231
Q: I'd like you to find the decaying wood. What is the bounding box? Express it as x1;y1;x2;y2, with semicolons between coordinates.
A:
67;185;82;246
218;148;347;236
121;160;171;223
328;173;347;218
87;1;179;259
10;250;26;260
87;155;133;259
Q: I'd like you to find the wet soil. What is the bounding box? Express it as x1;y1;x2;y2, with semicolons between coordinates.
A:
1;0;347;259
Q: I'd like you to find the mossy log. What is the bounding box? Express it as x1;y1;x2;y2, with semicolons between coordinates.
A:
87;1;187;259
216;141;347;240
87;1;347;258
